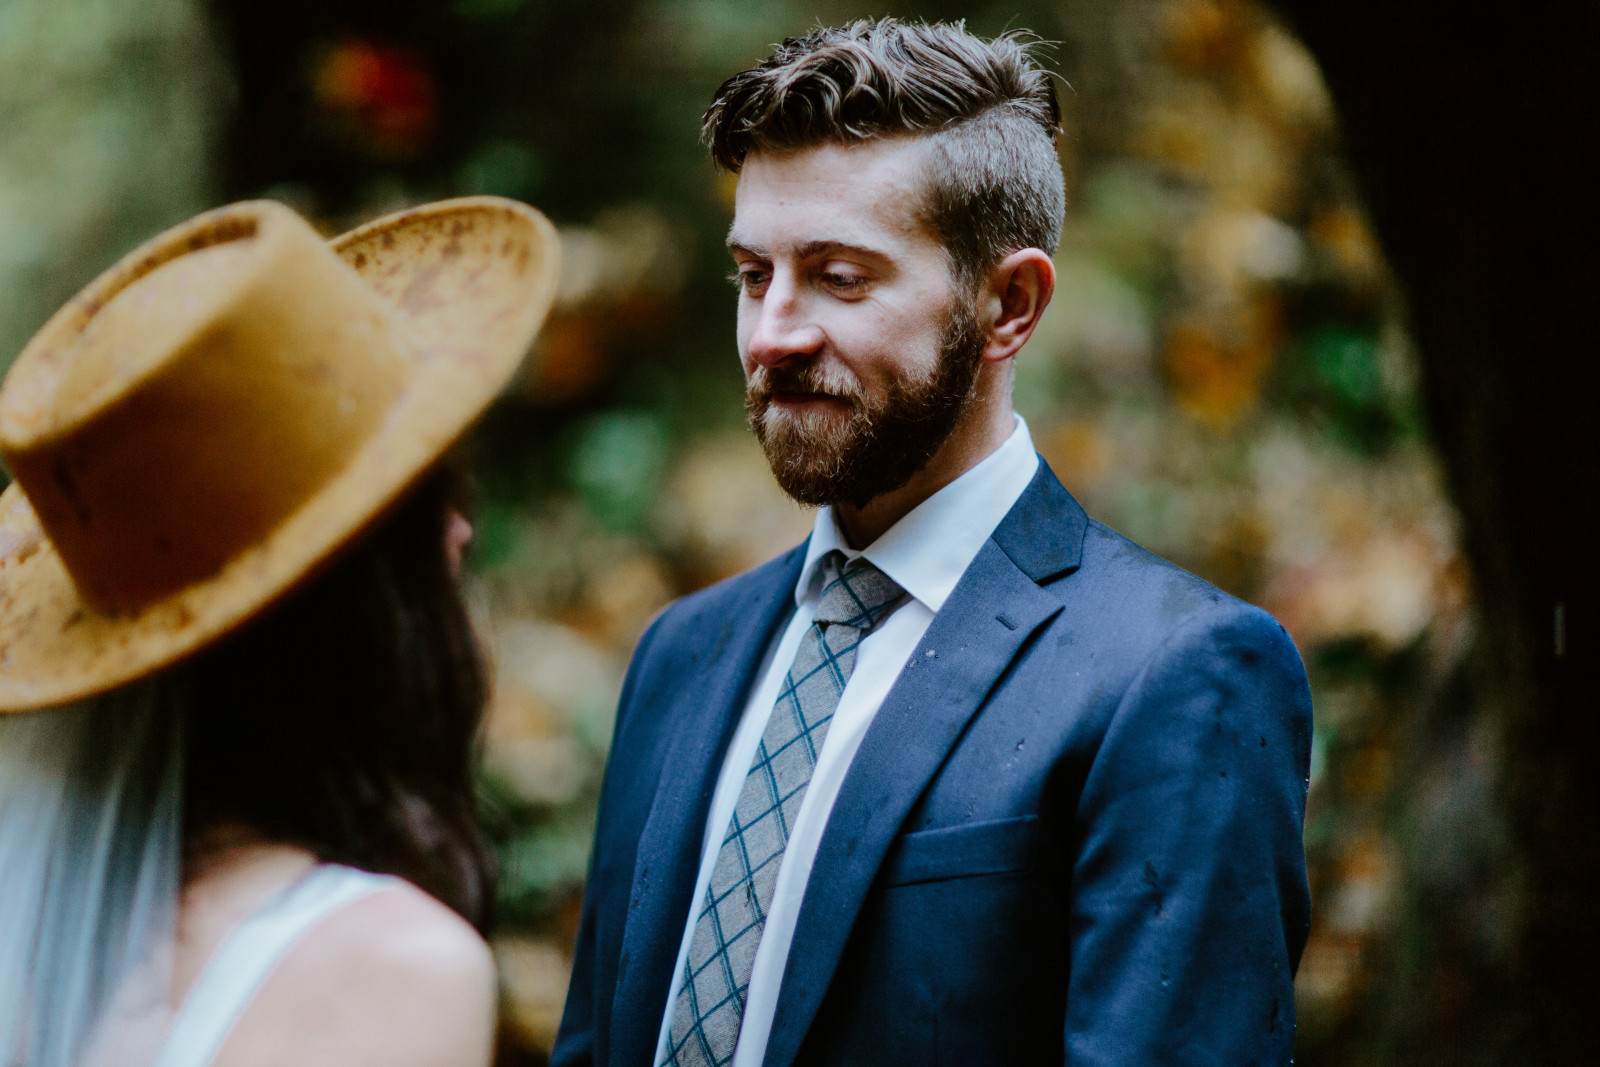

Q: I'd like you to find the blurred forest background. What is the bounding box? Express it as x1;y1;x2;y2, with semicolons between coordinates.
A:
1;1;1590;1064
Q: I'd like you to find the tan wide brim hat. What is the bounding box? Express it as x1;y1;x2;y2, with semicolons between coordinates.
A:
0;196;559;712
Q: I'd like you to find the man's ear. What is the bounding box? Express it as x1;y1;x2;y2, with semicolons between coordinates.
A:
980;249;1056;363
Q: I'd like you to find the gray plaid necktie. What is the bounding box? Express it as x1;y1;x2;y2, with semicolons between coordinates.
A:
663;551;907;1067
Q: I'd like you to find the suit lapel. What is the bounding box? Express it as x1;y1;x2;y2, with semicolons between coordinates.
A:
761;461;1087;1067
609;545;806;1067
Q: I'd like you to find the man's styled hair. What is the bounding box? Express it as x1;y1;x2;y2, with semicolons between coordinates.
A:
703;18;1066;289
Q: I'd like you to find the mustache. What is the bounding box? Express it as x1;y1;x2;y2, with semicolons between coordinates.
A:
745;362;861;404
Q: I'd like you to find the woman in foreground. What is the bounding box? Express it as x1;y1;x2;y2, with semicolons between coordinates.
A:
0;193;559;1066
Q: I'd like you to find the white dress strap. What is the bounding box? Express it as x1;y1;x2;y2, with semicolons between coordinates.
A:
151;864;397;1067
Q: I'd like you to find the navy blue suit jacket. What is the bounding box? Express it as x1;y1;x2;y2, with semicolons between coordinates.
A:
554;461;1312;1066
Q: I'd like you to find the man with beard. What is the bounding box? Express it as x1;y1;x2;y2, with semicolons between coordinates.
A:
556;19;1311;1067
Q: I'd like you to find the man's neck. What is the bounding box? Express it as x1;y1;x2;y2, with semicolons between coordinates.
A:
833;391;1015;549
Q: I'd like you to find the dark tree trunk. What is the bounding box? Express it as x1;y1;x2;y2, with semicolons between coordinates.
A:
1272;5;1600;1061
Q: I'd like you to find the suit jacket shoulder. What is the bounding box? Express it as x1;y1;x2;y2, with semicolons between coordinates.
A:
1055;516;1304;692
614;545;805;732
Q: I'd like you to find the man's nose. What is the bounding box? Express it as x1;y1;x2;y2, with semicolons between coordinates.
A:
745;279;825;368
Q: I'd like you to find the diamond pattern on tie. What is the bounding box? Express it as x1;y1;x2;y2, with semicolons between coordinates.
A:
663;552;906;1067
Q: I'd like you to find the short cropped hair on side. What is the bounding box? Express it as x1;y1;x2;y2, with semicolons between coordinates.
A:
703;18;1067;291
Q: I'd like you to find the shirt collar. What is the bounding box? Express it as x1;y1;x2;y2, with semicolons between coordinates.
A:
795;414;1039;613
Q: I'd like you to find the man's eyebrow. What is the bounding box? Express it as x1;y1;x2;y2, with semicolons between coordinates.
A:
795;239;891;261
724;235;892;261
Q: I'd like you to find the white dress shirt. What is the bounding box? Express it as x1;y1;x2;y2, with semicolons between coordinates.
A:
653;416;1040;1067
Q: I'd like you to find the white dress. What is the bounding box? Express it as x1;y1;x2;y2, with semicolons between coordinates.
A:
149;864;396;1067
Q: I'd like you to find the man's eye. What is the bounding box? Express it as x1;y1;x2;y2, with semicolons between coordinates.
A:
822;272;867;293
730;268;770;294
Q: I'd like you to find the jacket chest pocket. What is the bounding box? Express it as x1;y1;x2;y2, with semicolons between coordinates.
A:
879;814;1039;888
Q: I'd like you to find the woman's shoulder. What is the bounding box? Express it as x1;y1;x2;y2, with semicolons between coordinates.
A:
291;873;495;1003
212;871;496;1067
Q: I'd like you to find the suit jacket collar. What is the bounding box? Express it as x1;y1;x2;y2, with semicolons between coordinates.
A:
761;460;1086;1067
990;456;1088;585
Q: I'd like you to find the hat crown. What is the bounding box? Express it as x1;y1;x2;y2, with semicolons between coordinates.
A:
43;237;259;441
0;201;414;614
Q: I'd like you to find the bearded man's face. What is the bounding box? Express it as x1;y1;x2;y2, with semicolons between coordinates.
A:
728;140;991;510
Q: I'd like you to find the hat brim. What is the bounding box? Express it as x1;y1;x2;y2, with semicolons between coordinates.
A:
0;196;559;712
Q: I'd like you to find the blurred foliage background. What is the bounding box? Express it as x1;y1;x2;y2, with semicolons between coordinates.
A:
0;0;1490;1062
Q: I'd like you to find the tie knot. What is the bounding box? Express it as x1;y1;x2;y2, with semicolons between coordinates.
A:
813;552;906;632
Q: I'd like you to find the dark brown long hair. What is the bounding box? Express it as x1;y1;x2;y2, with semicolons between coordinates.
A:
177;461;495;931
